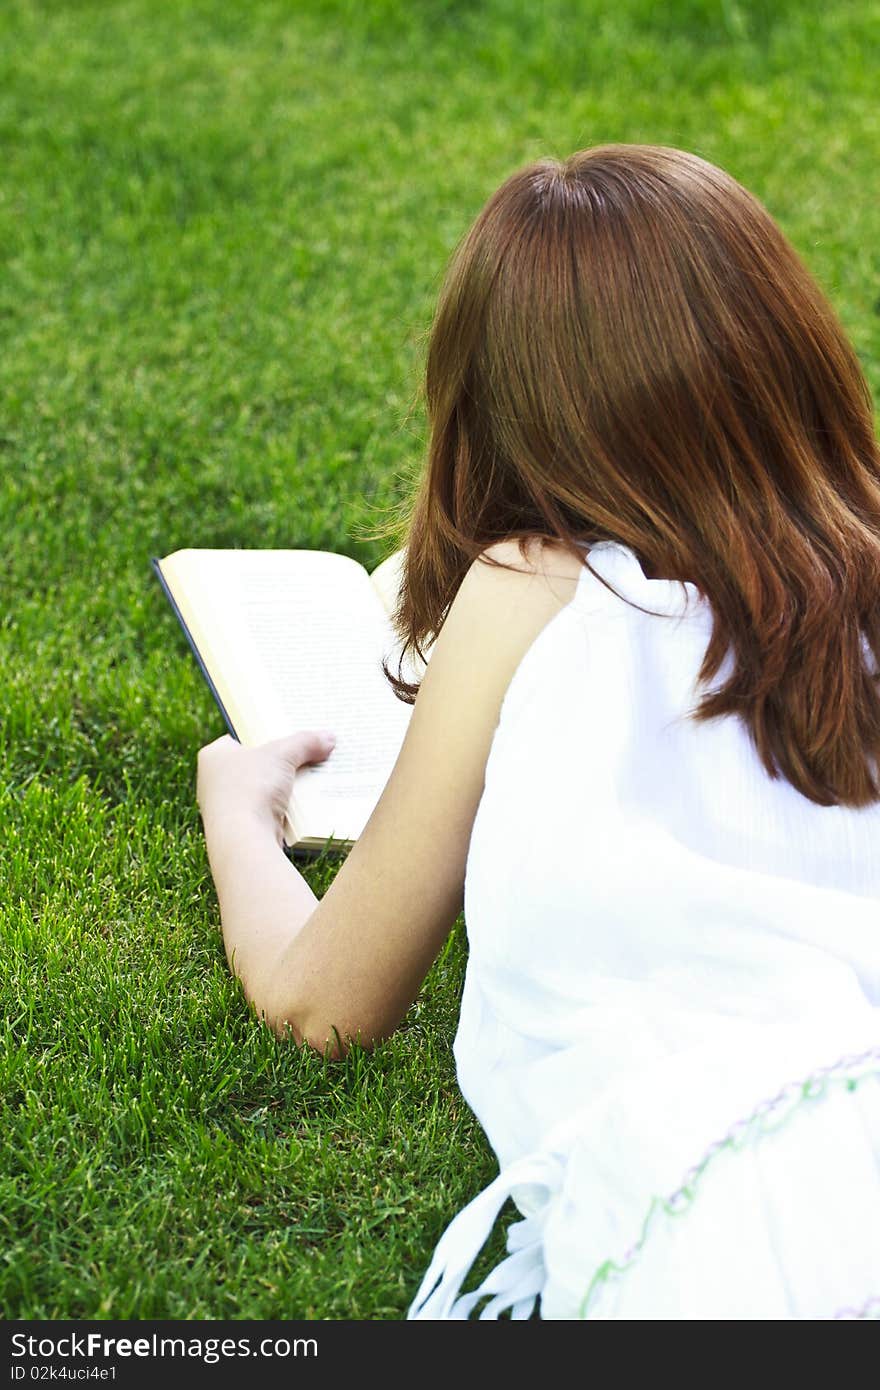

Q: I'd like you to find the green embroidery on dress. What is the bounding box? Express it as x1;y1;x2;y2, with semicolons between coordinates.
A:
578;1048;880;1319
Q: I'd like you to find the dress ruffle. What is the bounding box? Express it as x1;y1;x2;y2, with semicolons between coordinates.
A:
409;1046;880;1320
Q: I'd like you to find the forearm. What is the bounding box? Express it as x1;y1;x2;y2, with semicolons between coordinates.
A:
202;809;318;1015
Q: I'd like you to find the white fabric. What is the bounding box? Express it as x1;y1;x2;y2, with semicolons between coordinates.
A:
408;541;880;1321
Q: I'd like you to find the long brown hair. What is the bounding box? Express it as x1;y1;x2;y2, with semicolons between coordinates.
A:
383;144;880;808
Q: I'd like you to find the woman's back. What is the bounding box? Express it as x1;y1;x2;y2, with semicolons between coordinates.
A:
467;540;880;1035
411;541;880;1320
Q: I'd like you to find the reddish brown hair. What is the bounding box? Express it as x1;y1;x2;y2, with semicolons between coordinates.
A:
383;144;880;808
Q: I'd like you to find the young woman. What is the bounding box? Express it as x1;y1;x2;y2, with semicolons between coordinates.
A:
195;145;880;1320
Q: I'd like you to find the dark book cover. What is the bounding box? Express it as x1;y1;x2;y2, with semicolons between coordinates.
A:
150;556;239;741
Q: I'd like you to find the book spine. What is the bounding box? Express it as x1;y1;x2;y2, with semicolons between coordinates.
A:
150;557;240;742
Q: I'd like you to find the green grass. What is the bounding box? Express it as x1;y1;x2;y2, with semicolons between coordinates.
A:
1;0;878;1319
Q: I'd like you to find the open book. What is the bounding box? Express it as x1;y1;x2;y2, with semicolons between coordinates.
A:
152;547;423;853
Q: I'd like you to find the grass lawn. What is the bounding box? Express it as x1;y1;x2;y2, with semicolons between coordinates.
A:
1;0;878;1320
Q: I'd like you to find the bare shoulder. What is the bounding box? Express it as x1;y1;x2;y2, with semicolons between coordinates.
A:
476;535;585;576
457;535;585;615
428;535;586;712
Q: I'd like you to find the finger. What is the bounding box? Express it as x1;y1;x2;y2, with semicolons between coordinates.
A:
269;730;337;769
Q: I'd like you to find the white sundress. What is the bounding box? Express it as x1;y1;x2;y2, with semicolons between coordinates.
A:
408;540;880;1321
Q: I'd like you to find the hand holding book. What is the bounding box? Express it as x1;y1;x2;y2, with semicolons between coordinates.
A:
153;546;423;851
196;728;338;849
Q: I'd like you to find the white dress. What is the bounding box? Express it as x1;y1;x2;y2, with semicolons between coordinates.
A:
408;541;880;1321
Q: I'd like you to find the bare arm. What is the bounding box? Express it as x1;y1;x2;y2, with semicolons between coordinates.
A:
197;539;583;1055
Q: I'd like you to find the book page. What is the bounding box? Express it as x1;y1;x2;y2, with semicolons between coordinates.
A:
160;549;412;844
368;547;431;684
369;549;406;617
